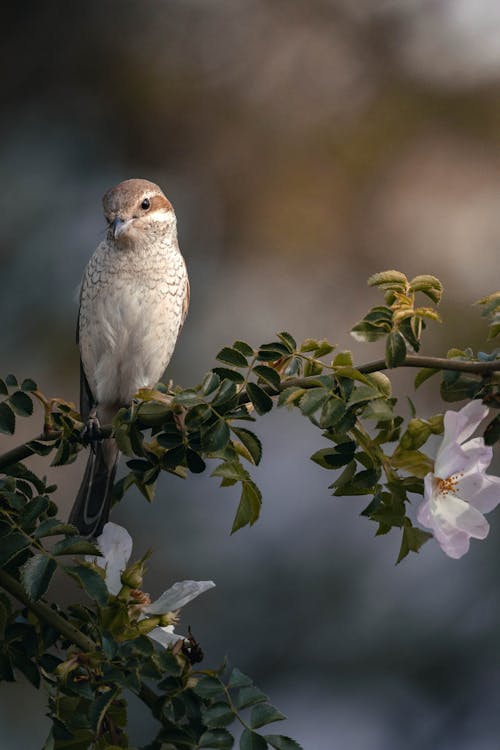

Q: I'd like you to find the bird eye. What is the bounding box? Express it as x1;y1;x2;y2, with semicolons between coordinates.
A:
141;197;151;210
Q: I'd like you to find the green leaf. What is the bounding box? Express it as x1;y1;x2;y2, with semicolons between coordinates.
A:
233;340;255;357
253;365;280;391
299;388;328;416
235;685;268;710
194;675;226;700
201;419;231;452
397;523;433;564
231;482;262;533
231;427;262;466
212;367;245;384
368;270;408;290
409;274;443;304
311;442;356;470
202;371;221;395
0;379;7;395
0;402;15;434
385;332;407;368
0;532;30;567
228;668;254;688
20;554;56;601
246;383;273;415
8;391;33;417
391;449;433;478
198;728;234;749
414;368;439;389
332;351;353;366
265;735;303;750
202;702;235;728
212;460;248;482
52;538;100;556
240;729;267;750
216;347;249;368
276;331;296;352
250;704;286;729
186;449;207;473
65;564;109;606
5;374;18;387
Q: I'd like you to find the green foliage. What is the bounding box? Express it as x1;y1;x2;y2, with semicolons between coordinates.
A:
0;269;498;748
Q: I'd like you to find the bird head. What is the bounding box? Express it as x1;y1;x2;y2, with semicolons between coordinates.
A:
102;178;175;243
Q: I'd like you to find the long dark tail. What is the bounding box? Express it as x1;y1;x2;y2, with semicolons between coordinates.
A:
69;439;120;537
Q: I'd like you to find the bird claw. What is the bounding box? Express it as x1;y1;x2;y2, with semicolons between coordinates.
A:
81;411;104;449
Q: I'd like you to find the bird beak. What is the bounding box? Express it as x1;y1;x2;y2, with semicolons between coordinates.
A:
112;216;130;239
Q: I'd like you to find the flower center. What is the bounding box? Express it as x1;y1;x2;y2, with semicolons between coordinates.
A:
436;473;463;496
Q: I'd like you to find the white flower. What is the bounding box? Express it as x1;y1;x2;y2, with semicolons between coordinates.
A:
417;401;500;559
87;522;215;645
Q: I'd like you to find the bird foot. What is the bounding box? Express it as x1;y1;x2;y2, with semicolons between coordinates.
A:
81;410;104;448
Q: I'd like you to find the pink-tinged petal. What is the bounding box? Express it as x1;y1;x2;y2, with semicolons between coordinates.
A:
435;529;471;559
148;625;183;648
461;437;493;474
444;401;489;446
145;580;215;615
416;497;433;528
432;493;488;539
460;472;500;514
435;440;491;480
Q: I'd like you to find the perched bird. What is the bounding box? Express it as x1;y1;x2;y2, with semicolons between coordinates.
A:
69;179;189;537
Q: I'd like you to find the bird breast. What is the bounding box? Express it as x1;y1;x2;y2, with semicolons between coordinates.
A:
79;239;187;411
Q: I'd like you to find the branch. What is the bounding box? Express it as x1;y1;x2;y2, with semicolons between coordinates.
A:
0;568;160;708
0;432;60;471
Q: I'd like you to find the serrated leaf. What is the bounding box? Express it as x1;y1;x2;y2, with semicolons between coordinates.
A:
194;675;226;700
212;367;245;384
0;532;30;567
235;685;268;710
52;538;100;556
202;702;235;728
368;270;408;289
65;564;109;606
253;365;280;391
397;523;433;564
217;347;249;368
212;460;248;481
265;735;303;750
0;402;15;434
250;703;286;729
276;331;296;352
21;554;56;601
201;419;231;452
8;390;33;417
311;442;356;470
231;482;262;533
246;383;273;415
202;371;221;395
409;274;443;304
198;728;234;749
240;729;267;750
332;351;353;366
385;332;406;368
231;428;262;466
228;668;254;688
299;388;328;416
414;367;439;389
233;340;254;357
391;449;433;477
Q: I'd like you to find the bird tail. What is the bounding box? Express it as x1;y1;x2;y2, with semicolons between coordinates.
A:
69;439;120;538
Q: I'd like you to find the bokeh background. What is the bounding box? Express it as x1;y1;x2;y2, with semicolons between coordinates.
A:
1;1;500;748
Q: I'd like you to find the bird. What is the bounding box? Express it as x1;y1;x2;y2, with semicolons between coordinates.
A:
69;178;189;537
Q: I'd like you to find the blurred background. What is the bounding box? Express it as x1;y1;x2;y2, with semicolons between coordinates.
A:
1;1;500;748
